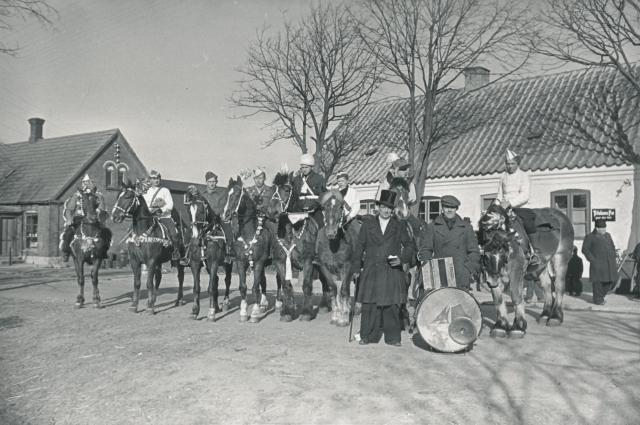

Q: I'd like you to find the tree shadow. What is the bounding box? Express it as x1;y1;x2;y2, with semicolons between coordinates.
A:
0;315;24;331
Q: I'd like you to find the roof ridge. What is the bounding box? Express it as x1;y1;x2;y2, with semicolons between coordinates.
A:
6;128;120;146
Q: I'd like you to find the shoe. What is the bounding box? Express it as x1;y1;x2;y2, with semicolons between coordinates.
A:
386;341;401;347
359;339;369;345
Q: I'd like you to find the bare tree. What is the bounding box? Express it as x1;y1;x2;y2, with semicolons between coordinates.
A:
534;0;640;95
0;0;57;55
231;3;381;178
354;0;533;211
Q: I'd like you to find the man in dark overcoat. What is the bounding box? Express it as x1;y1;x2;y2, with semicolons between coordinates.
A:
292;153;327;227
351;190;415;346
582;219;618;305
418;195;480;290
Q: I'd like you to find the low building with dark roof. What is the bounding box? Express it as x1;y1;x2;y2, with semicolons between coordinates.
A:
331;65;639;254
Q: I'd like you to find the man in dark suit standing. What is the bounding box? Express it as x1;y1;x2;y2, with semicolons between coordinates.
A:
351;190;415;346
418;195;480;291
582;219;618;305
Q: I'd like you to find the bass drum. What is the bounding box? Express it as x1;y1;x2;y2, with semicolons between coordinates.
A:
415;287;483;353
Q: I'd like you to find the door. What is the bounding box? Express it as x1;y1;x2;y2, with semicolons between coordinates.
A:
0;216;19;256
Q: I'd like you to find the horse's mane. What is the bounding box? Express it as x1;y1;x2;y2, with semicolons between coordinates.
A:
389;176;410;192
272;171;293;187
320;190;343;206
478;203;512;249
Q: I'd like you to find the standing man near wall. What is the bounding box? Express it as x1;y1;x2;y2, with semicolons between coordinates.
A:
582;219;618;305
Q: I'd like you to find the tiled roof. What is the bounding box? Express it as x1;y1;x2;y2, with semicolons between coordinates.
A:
0;129;119;204
331;66;639;185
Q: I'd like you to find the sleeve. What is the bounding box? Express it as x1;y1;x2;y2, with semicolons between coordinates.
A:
351;219;367;275
582;235;595;263
464;225;481;274
417;223;434;262
408;182;417;205
63;196;76;224
161;188;173;213
509;171;531;208
319;175;327;194
346;189;360;220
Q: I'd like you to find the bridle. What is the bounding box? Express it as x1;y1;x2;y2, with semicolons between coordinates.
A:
222;185;245;222
112;187;139;218
322;197;345;233
271;184;293;214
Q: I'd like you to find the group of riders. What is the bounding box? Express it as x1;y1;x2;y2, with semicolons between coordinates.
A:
60;148;540;292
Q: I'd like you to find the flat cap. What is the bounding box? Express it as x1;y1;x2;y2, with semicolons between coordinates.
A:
441;195;460;208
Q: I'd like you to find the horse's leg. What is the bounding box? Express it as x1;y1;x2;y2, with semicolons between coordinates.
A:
317;267;332;314
250;261;266;323
300;259;314;321
223;260;232;311
175;257;186;306
91;259;102;308
258;268;269;313
508;264;527;338
74;253;85;308
275;272;283;312
489;280;510;337
337;263;353;327
316;264;338;325
548;253;568;326
538;270;554;324
237;260;249;322
273;260;294;322
191;259;201;320
145;261;158;315
130;259;142;313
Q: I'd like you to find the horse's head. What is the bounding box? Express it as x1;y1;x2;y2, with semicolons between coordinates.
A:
388;176;411;220
222;176;247;223
320;190;344;240
111;179;140;223
478;202;514;285
478;203;509;235
268;171;295;219
188;193;217;238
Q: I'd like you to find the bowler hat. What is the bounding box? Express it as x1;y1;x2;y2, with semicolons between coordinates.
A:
441;195;460;208
377;190;397;208
595;219;607;228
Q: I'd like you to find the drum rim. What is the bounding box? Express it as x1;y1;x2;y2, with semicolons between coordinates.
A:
415;286;484;352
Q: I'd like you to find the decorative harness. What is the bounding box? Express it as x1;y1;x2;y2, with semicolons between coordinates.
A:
113;188;171;247
225;185;264;272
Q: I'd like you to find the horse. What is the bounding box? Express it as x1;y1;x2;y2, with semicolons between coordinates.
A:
478;203;574;337
68;190;112;308
185;193;232;321
267;171;334;322
111;180;186;314
222;177;272;322
315;190;361;326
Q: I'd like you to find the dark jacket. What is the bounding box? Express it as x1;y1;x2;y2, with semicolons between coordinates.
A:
201;187;228;216
247;184;274;215
292;171;326;212
351;215;414;305
567;254;584;279
418;214;481;289
582;230;618;282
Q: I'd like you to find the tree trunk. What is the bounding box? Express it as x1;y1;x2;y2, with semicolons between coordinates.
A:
628;163;640;252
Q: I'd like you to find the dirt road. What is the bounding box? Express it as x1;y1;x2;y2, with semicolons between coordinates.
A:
1;266;639;424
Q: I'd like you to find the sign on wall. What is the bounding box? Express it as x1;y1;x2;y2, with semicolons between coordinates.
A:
592;208;616;221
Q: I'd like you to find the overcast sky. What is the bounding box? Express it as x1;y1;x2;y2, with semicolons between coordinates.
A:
0;0;591;184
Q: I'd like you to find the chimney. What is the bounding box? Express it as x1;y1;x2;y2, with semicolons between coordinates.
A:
463;67;490;92
28;117;45;142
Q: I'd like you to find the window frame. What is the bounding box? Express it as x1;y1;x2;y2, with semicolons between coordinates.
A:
481;193;498;212
419;196;441;222
550;189;591;239
359;199;377;215
24;212;38;249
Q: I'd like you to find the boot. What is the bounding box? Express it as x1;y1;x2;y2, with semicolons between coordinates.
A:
527;233;541;266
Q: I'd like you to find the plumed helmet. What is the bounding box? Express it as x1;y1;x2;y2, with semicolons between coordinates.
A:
300;153;315;167
505;149;520;162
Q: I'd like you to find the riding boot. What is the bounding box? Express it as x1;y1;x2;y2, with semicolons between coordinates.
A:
528;232;541;266
61;226;74;261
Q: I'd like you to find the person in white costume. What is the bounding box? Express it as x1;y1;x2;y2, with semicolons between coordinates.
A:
336;172;360;223
143;169;182;261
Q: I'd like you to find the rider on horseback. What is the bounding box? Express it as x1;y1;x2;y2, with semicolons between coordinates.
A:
143;169;182;261
245;167;274;219
375;157;417;207
336;172;360;224
60;174;107;262
196;171;234;263
496;149;540;266
291;154;327;227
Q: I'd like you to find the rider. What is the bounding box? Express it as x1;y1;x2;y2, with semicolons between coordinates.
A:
197;171;234;262
375;157;417;207
60;174;107;261
292;153;327;227
336;172;360;224
496;149;540;265
245;167;274;218
142;169;181;261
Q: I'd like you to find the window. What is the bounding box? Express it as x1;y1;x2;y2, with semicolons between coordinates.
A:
117;165;127;187
359;199;377;215
419;197;441;222
551;189;590;238
104;161;128;189
104;161;116;188
25;213;38;248
481;193;498;212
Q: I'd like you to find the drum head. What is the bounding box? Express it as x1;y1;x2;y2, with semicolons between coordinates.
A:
416;287;482;353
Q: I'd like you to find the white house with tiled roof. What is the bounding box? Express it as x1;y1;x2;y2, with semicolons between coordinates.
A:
331;66;639;256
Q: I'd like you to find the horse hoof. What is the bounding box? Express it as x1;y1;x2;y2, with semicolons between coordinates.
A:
259;306;267;314
318;306;330;314
175;299;185;307
547;318;562;327
329;318;337;325
508;330;526;339
74;302;83;309
299;314;312;322
190;313;198;320
129;306;138;313
222;304;229;312
490;328;507;338
250;316;260;323
537;316;549;324
280;314;293;322
275;301;283;311
240;315;249;322
146;309;155;315
93;303;102;309
336;320;349;328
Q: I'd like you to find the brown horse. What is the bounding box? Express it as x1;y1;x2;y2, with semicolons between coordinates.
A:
316;190;361;326
268;171;334;322
222;177;272;322
185;193;233;321
478;203;574;337
111;181;186;314
68;190;112;308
